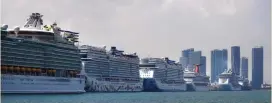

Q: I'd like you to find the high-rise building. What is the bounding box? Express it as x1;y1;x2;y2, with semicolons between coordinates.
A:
180;48;194;69
182;48;194;57
190;51;201;64
252;46;264;89
222;49;228;70
231;46;240;75
211;49;225;82
241;57;248;78
200;56;206;76
179;57;188;69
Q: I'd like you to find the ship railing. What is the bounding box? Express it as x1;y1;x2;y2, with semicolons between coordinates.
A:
5;35;76;49
97;76;141;82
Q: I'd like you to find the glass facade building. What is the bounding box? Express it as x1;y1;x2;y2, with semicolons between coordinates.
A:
211;49;225;82
241;57;248;78
252;47;263;89
231;46;240;75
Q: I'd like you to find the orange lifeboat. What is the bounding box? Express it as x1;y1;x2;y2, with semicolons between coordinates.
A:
26;68;31;72
32;68;36;72
20;67;25;72
52;70;56;73
2;66;7;71
8;66;14;71
15;66;20;72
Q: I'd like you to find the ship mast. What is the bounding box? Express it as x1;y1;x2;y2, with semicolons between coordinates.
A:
24;13;43;30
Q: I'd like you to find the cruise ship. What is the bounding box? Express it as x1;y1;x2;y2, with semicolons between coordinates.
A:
1;13;85;93
139;57;186;92
79;45;142;92
217;69;242;91
183;64;210;91
238;77;252;90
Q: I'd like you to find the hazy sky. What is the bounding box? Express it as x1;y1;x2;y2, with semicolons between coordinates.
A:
1;0;271;83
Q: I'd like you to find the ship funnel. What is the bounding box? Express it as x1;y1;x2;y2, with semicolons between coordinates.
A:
23;13;44;30
194;64;201;73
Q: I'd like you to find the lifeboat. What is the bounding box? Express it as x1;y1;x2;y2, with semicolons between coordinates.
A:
48;70;52;73
37;69;41;73
15;66;20;72
52;70;56;73
2;66;7;71
26;68;31;72
32;68;36;72
69;71;74;74
20;67;25;72
8;66;14;71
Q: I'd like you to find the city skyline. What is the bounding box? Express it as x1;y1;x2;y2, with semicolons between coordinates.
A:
2;0;271;83
182;46;265;83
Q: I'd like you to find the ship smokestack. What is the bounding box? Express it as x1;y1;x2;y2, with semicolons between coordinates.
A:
194;64;201;73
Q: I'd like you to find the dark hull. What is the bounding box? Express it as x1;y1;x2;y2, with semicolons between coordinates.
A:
186;83;195;91
142;78;161;92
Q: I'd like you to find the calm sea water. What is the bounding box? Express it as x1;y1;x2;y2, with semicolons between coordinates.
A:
1;90;271;103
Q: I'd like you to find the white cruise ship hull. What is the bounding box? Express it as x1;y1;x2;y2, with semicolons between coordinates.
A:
217;83;241;91
142;78;186;92
1;74;85;94
85;76;143;92
185;83;210;92
194;85;210;91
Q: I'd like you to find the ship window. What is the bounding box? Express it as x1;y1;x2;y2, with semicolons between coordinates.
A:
80;54;87;58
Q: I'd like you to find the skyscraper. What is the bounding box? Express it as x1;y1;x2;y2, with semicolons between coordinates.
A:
180;48;194;69
241;57;248;78
179;57;188;69
182;48;194;57
252;46;264;89
190;51;201;64
231;46;240;75
200;56;206;76
211;49;225;82
222;49;228;70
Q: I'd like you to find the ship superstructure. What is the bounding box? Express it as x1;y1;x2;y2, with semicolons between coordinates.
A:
217;69;242;91
139;57;186;92
183;64;210;91
1;13;85;93
79;45;142;92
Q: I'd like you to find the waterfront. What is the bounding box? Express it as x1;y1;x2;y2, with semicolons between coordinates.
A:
2;90;270;103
